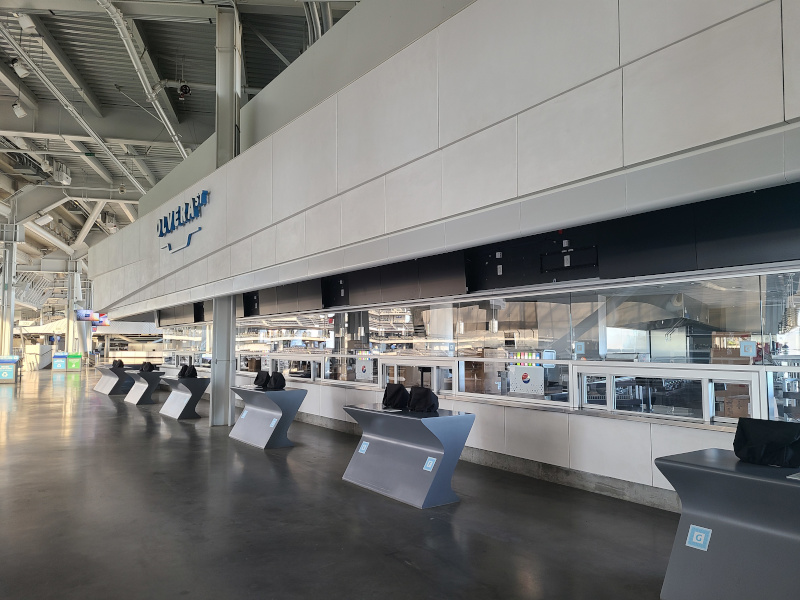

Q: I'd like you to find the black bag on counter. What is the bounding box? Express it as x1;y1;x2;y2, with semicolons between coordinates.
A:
733;417;800;468
112;359;124;368
185;365;198;378
177;364;189;378
382;383;409;409
253;370;271;388
408;386;438;413
140;362;154;372
266;372;286;390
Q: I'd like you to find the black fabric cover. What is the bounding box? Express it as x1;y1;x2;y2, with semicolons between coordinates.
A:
177;364;189;378
140;362;154;372
253;370;271;388
112;359;124;368
382;383;410;409
408;386;439;413
185;365;198;378
266;372;286;390
733;417;800;468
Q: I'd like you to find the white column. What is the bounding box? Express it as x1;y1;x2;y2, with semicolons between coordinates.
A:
0;242;16;355
210;295;236;426
216;7;240;167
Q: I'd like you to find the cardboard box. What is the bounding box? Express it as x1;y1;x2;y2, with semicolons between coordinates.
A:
715;395;750;418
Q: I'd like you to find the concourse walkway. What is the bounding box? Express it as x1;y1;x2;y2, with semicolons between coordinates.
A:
0;371;677;599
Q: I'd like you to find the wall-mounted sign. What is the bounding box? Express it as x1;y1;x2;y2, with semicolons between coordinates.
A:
157;190;209;253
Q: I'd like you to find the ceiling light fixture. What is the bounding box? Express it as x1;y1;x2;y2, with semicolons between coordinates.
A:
12;101;27;118
10;58;29;78
34;214;53;226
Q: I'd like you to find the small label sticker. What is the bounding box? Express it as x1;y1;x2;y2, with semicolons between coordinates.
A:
270;418;278;428
358;441;369;454
574;342;585;355
423;457;436;472
740;340;757;357
240;410;248;419
686;525;712;551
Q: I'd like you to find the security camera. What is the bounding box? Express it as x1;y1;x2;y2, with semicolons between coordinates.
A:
178;83;191;101
118;184;126;194
12;101;27;118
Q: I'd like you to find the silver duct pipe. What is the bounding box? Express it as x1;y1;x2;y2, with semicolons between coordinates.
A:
302;2;315;46
309;3;323;43
320;2;334;33
0;22;147;195
96;0;188;160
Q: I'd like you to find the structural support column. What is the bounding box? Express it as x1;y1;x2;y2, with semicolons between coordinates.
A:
0;242;16;356
216;7;240;167
210;295;236;426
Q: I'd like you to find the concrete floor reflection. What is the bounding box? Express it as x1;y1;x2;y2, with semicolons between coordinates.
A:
0;371;677;599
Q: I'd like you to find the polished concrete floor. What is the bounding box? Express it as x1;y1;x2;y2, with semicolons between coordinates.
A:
0;370;678;599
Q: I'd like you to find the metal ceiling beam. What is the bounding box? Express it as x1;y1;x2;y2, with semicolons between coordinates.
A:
247;25;291;67
129;19;180;126
0;1;355;19
115;201;136;223
27;15;104;118
67;196;139;204
0;61;38;110
97;0;188;159
64;139;114;185
0;129;193;150
23;221;73;255
73;199;104;246
120;143;157;187
0;22;148;194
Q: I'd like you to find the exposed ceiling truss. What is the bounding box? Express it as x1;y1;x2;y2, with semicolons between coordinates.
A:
0;0;355;316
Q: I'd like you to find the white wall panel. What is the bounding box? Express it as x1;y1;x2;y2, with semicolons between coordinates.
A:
651;424;735;489
174;263;191;292
387;223;446;262
438;0;619;145
275;213;305;263
785;0;800;121
626;131;785;214
305;197;341;256
272;96;337;222
138;210;159;279
505;407;570;468
278;259;308;283
207;247;231;282
452;400;505;453
308;249;345;277
444;202;520;250
786;127;800;182
320;385;349;422
619;0;768;64
518;71;623;196
623;2;784;165
342;237;389;270
251;266;279;289
296;383;321;416
120;223;139;266
568;414;652;485
339;177;385;246
159;234;185;278
105;230;123;275
181;168;228;265
520;174;627;236
337;30;438;192
442;118;517;217
250;227;276;270
385;151;442;233
229;237;252;277
226;136;272;243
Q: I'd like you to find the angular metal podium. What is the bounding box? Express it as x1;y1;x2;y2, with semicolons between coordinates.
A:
656;448;800;600
124;371;165;405
229;386;307;449
94;365;137;396
159;377;211;420
342;403;475;509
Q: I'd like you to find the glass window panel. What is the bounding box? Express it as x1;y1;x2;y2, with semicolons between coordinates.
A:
457;360;568;402
583;375;607;406
325;356;357;381
712;381;751;420
771;369;800;421
614;376;703;419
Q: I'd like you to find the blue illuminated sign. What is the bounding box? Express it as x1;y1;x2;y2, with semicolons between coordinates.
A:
423;457;436;472
358;441;369;454
270;418;278;428
157;190;209;253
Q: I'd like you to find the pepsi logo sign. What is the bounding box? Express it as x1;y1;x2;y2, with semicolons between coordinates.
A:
361;365;367;373
521;373;530;384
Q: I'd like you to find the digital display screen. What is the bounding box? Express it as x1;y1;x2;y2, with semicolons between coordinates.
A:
76;309;93;321
92;314;110;327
